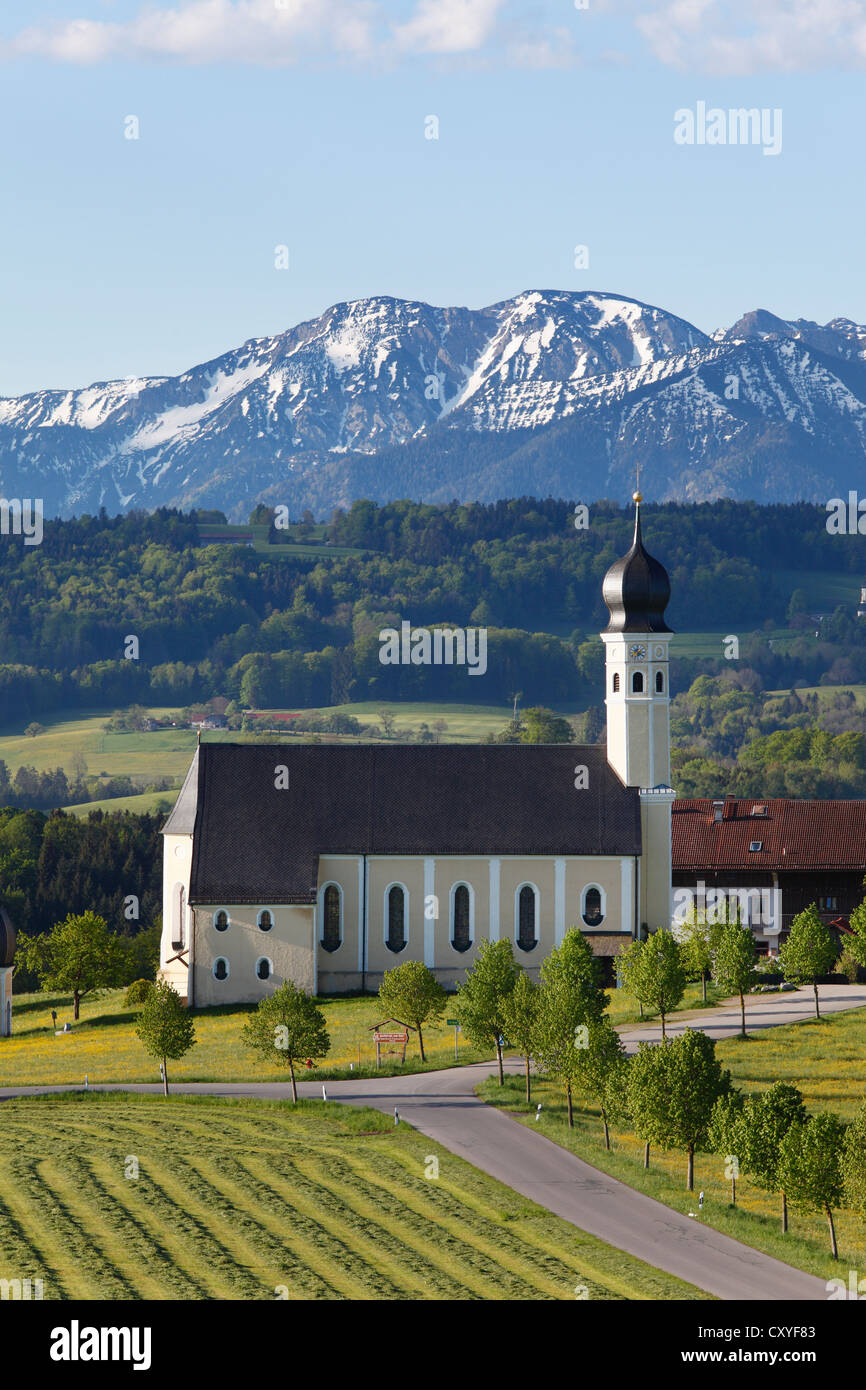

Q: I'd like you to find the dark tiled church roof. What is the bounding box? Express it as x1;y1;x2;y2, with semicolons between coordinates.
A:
175;743;641;905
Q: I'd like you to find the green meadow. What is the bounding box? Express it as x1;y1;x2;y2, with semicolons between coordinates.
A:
0;1093;703;1300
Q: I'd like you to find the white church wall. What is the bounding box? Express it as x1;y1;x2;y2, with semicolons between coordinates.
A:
192;903;315;1006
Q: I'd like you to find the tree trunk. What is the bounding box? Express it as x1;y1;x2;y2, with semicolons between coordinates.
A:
731;1174;736;1206
660;1010;666;1040
601;1107;610;1150
566;1080;574;1128
781;1190;788;1233
496;1041;504;1085
525;1055;531;1105
418;1025;426;1063
687;1143;694;1192
826;1206;838;1260
162;1057;168;1097
702;973;707;1004
814;981;821;1020
644;1140;650;1169
289;1059;298;1103
739;991;746;1038
73;990;80;1022
638;1001;644;1020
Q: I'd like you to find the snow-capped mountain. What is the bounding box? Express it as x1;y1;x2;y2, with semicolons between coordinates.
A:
1;290;865;518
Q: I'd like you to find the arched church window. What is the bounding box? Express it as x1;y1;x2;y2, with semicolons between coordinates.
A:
517;885;538;952
632;671;644;693
655;670;664;692
386;885;406;953
257;909;273;932
213;957;229;982
612;672;620;693
255;957;272;981
582;886;604;927
321;884;342;953
213;910;229;932
451;884;471;952
172;883;186;950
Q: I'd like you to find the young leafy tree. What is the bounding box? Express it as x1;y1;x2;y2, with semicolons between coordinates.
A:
135;979;196;1096
241;981;330;1102
778;1112;846;1258
840;1101;866;1217
846;898;866;972
572;1017;628;1149
20;911;127;1020
377;960;446;1063
636;929;686;1038
712;919;757;1038
624;1040;671;1170
617;938;647;1019
662;1028;732;1190
738;1081;806;1232
707;1092;746;1205
501;970;540;1104
779;904;838;1019
454;939;520;1084
534;929;609;1127
674;910;718;1003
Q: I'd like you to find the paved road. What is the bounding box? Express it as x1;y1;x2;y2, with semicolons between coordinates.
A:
618;982;866;1050
3;983;863;1302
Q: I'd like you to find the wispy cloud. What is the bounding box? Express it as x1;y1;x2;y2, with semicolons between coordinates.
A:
633;0;866;74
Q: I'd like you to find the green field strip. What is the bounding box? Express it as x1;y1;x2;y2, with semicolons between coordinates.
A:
35;1156;142;1301
7;1155;132;1300
304;1147;559;1301
65;1153;209;1301
0;1183;67;1301
110;1151;275;1300
190;1150;384;1300
241;1150;457;1301
145;1147;341;1300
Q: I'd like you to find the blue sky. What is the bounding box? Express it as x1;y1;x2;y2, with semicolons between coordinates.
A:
1;0;865;394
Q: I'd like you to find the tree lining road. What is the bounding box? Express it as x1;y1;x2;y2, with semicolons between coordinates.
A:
3;984;864;1301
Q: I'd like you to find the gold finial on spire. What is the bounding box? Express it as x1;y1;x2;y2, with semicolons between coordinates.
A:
633;462;642;505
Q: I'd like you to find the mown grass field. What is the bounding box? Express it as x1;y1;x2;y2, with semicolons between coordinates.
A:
4;982;721;1086
481;1002;866;1282
0;1093;704;1301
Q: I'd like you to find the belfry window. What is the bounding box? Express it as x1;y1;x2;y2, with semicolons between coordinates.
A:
451;885;471;952
655;671;664;692
386;885;406;953
321;884;342;953
517;885;538;952
632;671;644;693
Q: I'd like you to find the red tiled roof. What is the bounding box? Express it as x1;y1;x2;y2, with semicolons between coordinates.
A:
672;798;866;871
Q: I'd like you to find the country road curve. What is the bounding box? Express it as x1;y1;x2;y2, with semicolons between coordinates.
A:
2;983;864;1302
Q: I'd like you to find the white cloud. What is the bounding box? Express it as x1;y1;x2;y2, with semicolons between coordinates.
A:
633;0;866;74
392;0;503;55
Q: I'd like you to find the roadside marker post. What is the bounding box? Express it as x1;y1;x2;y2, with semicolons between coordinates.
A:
446;1018;460;1060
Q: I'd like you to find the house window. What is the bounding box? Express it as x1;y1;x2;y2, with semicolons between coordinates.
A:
213;909;229;932
582;885;605;927
632;671;644;693
749;841;763;852
821;896;838;911
655;671;664;693
255;957;272;981
451;884;472;953
516;885;538;952
213;957;229;982
612;672;620;693
321;884;342;953
257;909;273;932
386;885;406;953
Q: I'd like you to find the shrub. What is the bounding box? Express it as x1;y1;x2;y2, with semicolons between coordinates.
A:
837;948;862;984
124;978;154;1007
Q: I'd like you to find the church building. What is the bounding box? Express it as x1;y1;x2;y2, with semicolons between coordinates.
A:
159;494;676;1006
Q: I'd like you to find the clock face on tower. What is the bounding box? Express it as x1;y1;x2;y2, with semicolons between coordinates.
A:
629;643;647;660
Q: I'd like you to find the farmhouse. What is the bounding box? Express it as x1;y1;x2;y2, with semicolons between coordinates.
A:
160;492;676;1004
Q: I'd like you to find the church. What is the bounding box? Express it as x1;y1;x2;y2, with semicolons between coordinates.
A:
159;494;677;1006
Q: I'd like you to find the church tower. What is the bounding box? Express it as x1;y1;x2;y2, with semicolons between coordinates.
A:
601;491;674;935
600;491;672;788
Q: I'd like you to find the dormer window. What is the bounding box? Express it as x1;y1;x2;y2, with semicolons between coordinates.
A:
749;841;763;852
751;805;767;817
713;801;724;823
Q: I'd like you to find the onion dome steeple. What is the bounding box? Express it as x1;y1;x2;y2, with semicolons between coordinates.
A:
602;491;672;634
